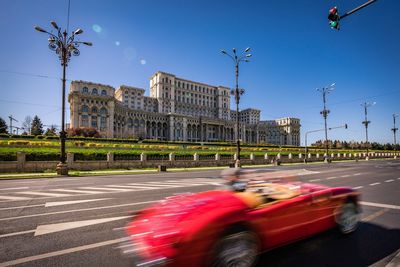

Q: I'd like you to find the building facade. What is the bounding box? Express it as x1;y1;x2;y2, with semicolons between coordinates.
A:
68;71;301;145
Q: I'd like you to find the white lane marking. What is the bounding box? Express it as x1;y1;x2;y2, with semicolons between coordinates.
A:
45;198;111;207
353;173;362;176
34;216;131;236
127;183;180;188
0;230;35;239
0;204;43;211
341;175;350;178
0;200;158;222
326;177;337;180
369;183;380;186
51;189;107;194
360;201;400;210
362;208;389;222
120;185;160;189
16;192;72;197
0;237;127;267
385;179;395;183
79;187;131;192
0;187;29;191
353;186;364;190
309;179;321;182
158;181;209;186
0;196;31;201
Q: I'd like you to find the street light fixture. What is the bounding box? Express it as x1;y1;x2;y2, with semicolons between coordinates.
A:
221;47;252;168
317;83;335;163
361;101;376;160
35;21;92;175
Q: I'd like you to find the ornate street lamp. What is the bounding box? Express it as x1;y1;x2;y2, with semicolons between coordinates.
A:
35;21;92;175
361;101;376;160
317;83;335;163
221;47;252;168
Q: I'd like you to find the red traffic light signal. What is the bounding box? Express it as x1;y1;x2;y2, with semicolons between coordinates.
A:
328;6;340;30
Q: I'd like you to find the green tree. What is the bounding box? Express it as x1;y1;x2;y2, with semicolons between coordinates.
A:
0;117;8;134
31;115;44;136
44;125;58;136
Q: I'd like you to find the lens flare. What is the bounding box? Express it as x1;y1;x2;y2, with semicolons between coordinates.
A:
92;24;102;33
140;59;146;65
115;41;120;46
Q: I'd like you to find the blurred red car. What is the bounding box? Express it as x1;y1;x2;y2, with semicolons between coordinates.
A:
121;179;360;267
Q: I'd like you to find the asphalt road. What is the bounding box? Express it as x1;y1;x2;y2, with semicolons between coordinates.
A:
0;160;399;267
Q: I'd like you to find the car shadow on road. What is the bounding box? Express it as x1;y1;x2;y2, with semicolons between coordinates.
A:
257;222;400;267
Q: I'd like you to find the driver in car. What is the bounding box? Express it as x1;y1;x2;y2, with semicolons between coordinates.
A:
220;168;247;192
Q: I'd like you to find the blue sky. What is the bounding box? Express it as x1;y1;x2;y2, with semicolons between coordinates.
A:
1;0;399;145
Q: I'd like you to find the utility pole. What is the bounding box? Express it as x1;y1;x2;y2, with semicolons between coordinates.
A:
317;83;335;163
361;101;376;160
392;114;398;154
8;115;18;134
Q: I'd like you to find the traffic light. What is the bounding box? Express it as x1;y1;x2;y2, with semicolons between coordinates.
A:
328;7;340;30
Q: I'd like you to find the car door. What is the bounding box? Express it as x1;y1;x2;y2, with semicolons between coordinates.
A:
307;188;338;235
248;194;313;249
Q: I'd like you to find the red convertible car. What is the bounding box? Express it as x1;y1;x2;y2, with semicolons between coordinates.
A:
120;176;360;267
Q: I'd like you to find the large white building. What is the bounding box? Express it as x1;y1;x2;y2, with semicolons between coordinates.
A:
68;71;301;145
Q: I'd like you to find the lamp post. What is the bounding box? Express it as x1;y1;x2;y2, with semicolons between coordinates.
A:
361;101;375;160
221;48;252;168
391;113;398;159
35;21;92;175
317;83;335;163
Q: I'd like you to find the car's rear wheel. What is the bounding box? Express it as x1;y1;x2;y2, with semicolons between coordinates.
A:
212;231;259;267
337;202;359;234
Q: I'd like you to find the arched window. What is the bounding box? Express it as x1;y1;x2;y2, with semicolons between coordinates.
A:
82;105;89;113
101;90;107;96
91;116;97;128
82;87;89;94
92;88;98;95
91;106;98;113
100;107;107;116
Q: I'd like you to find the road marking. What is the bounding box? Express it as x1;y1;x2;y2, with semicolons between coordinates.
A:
127;183;180;188
0;200;158;221
45;198;111;207
157;181;208;186
16;191;72;197
326;177;337;180
360;201;400;210
0;237;127;267
0;187;29;191
0;196;32;201
362;208;389;222
369;182;380;186
353;173;362;176
309;179;321;182
0;204;43;211
353;186;363;190
34;216;130;236
0;230;35;239
79;187;132;192
385;179;394;183
51;189;108;194
340;175;350;178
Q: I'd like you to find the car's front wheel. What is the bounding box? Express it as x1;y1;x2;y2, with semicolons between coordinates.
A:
212;231;259;267
337;202;360;234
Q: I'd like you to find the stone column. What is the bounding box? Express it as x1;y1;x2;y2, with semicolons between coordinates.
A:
215;153;220;161
193;153;199;161
67;153;74;168
140;153;147;162
169;153;175;161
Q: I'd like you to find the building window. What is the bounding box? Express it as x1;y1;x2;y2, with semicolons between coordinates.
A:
92;88;98;95
101;90;107;96
91;107;98;113
81;115;88;127
91;116;97;128
100;117;106;130
82;105;89;113
82;87;89;94
100;107;107;116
